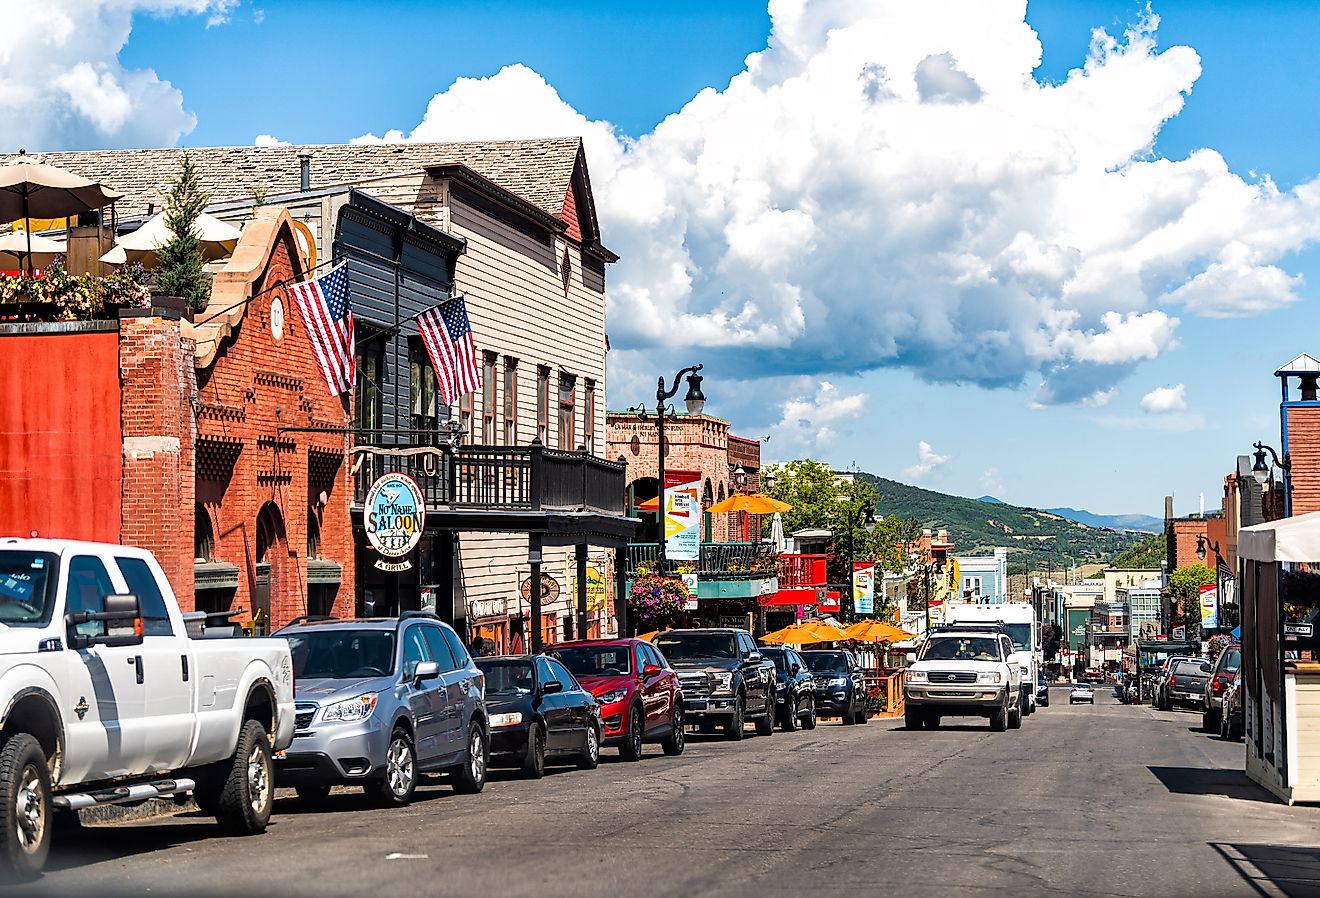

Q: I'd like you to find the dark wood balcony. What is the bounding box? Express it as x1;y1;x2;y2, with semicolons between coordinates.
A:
625;541;778;581
353;432;627;516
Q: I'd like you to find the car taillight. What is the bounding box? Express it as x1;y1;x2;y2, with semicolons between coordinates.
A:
1170;676;1176;688
1212;677;1225;695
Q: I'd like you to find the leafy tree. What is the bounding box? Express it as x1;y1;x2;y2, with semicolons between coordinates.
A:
1169;564;1215;642
1111;533;1167;569
153;153;211;311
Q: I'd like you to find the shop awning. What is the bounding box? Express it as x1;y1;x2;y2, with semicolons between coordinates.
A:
1239;510;1320;563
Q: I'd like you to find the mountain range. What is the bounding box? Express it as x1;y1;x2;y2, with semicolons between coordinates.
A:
865;476;1144;572
977;497;1162;533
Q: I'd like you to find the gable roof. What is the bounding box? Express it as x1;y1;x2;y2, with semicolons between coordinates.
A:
1275;352;1320;376
1;137;586;229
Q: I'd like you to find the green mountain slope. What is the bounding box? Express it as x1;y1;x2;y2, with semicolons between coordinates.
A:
862;474;1142;571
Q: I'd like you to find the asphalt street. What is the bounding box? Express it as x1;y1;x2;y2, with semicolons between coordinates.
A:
17;687;1320;898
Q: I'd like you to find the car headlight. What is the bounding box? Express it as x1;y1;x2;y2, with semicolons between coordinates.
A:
597;689;629;705
977;671;1003;684
709;672;734;693
490;712;524;728
907;670;927;683
320;693;378;723
829;677;848;687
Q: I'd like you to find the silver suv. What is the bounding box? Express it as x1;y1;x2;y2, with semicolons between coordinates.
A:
273;612;488;806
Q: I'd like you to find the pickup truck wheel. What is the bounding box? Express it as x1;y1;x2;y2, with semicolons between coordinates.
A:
661;707;685;756
725;696;746;741
370;730;418;805
619;707;644;761
578;722;602;769
990;701;1009;732
781;697;798;732
449;722;489;795
520;725;546;780
215;719;273;835
0;734;51;881
801;699;817;730
755;700;775;736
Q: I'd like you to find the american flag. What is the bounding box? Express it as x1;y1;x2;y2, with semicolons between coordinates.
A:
417;296;481;404
289;263;355;396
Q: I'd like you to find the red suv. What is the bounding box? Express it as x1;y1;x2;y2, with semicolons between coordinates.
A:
548;639;685;761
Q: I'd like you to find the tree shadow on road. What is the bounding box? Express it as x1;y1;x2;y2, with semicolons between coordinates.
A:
1211;842;1320;897
1148;766;1280;804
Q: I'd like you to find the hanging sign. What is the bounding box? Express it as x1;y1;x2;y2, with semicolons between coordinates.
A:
853;563;875;615
663;471;701;561
1199;584;1218;631
364;472;425;571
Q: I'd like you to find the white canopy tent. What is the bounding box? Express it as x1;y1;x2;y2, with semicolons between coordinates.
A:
1240;510;1320;563
101;212;241;267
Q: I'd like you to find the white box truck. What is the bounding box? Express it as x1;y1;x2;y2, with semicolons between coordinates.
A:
945;602;1039;716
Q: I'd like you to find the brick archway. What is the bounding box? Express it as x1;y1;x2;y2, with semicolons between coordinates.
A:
255;501;287;634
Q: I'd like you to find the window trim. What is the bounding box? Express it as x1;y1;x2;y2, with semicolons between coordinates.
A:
584;378;596;455
536;366;551;444
558;372;576;450
503;357;518;446
481;351;498;444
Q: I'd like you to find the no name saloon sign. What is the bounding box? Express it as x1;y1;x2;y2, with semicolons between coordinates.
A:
364;473;425;571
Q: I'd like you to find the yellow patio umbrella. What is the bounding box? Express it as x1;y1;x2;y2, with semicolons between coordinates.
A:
843;619;917;643
705;493;792;515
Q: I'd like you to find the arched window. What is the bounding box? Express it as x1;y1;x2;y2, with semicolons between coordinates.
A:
307;509;321;560
195;504;214;562
256;502;284;565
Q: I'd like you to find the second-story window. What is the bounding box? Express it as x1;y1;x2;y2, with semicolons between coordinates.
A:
409;340;438;433
355;340;384;433
537;366;550;444
459;393;473;445
482;351;497;444
504;357;518;445
558;372;576;450
583;378;596;455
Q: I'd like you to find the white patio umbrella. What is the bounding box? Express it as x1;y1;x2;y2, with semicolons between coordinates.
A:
769;512;786;553
101;211;241;267
0;152;121;273
0;230;64;270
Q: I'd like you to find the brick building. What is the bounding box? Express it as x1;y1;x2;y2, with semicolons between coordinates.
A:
0;207;355;628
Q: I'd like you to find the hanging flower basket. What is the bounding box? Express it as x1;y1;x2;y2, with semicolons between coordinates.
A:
628;573;688;630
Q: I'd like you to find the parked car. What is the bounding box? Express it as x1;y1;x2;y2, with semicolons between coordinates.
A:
903;624;1022;731
1069;683;1095;704
1203;644;1242;732
547;638;684;760
655;628;776;740
1035;672;1051;708
800;649;868;725
1082;668;1105;684
1220;669;1245;742
476;655;600;777
1150;655;1195;709
1158;658;1212;711
274;613;488;807
758;646;817;731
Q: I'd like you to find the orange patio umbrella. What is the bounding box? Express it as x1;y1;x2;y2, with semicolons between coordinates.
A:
706;493;791;515
843;619;917;643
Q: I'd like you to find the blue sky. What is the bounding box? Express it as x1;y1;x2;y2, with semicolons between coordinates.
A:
22;0;1320;518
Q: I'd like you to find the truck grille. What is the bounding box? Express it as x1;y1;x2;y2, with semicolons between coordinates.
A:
678;673;709;699
294;703;317;731
929;671;977;684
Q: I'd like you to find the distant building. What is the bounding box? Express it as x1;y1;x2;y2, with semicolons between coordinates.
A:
954;547;1009;603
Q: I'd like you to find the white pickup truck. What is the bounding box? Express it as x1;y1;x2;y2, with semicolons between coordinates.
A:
0;538;295;879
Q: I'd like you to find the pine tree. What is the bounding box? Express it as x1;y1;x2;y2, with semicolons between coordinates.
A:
153;153;211;311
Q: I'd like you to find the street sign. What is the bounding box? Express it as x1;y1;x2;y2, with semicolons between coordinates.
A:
1284;622;1314;638
681;573;699;610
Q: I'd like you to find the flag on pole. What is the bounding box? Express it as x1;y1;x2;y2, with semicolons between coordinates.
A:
289;263;355;396
417;296;481;404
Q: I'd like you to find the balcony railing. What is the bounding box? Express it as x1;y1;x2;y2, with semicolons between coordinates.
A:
625;541;778;580
777;553;829;588
353;432;627;515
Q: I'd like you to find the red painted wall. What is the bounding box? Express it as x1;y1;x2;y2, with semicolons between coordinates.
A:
0;330;122;541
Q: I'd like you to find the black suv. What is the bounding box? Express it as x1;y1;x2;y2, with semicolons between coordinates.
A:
800;649;868;725
758;646;817;731
655;628;776;740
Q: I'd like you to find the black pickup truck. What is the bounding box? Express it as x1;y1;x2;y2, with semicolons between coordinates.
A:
1157;657;1212;710
654;628;777;740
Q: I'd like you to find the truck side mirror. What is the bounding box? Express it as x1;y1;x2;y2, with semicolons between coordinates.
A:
905;652;917;664
66;594;144;649
746;651;763;664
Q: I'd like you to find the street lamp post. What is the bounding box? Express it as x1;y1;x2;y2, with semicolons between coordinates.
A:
1251;441;1292;516
841;502;876;623
653;365;706;575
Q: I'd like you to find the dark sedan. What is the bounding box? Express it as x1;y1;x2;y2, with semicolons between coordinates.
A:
758;646;817;731
475;655;601;778
1035;672;1050;708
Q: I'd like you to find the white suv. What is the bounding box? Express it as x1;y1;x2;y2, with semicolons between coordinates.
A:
903;626;1021;731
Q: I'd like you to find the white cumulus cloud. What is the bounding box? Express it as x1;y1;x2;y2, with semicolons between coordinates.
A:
254;133;290;147
769;381;868;455
1139;383;1188;413
0;0;226;150
904;441;951;481
358;1;1320;409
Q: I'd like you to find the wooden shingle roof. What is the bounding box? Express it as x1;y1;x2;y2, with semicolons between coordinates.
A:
0;137;584;223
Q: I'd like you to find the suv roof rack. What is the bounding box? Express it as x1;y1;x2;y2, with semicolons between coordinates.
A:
399;610;441;622
930;622;1010;634
285;615;335;627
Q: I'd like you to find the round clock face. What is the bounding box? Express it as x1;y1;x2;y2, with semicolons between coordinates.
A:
270;296;285;341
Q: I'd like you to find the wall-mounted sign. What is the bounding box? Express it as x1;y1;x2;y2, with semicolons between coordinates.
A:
681;573;699;610
472;597;507;620
364;473;425;571
520;573;560;602
1284;622;1314;638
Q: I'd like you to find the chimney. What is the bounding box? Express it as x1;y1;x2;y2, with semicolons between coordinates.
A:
1302;374;1319;401
298;153;311;192
1164;495;1174;522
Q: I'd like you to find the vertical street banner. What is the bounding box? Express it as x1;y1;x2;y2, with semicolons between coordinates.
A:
1199;583;1218;631
852;563;875;615
664;470;701;561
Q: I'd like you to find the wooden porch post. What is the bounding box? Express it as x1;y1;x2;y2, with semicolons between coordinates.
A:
529;533;543;653
576;543;589;640
614;545;628;637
